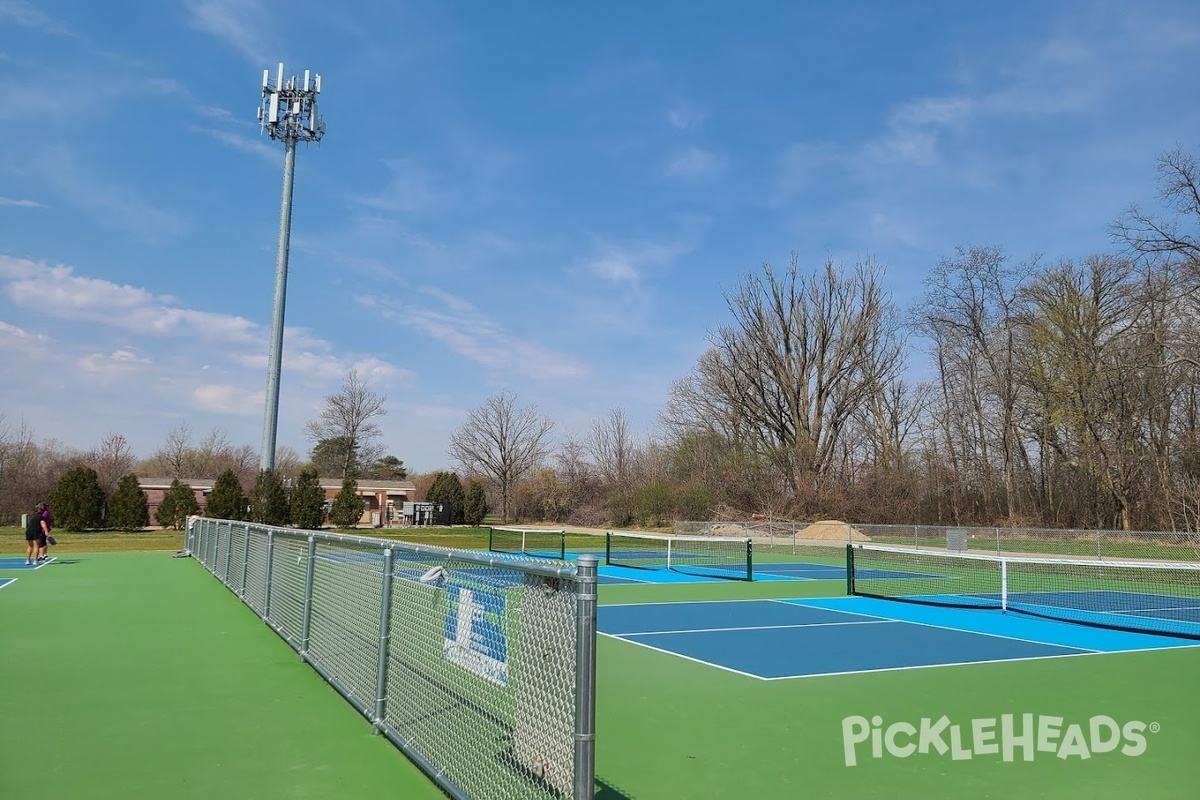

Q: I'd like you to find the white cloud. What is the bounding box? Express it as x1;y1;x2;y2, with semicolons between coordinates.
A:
31;146;185;240
0;196;42;207
1;256;257;343
366;289;588;382
194;127;279;162
185;0;272;64
0;318;46;343
0;0;73;35
355;158;451;214
666;146;720;177
666;101;705;131
194;383;261;414
78;348;152;380
574;241;689;286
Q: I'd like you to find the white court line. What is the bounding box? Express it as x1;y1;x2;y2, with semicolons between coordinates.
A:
0;578;16;590
1107;604;1200;615
784;600;1106;653
601;598;806;608
597;631;768;680
761;650;1108;681
598;572;659;585
621;619;897;636
767;597;893;621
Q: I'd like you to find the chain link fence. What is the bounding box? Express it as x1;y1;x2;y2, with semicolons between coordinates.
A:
186;517;597;800
676;520;1200;563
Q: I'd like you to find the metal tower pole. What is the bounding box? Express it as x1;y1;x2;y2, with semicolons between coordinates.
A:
256;63;324;472
260;137;297;471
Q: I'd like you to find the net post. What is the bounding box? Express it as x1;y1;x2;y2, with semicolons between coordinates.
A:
746;539;753;581
846;544;854;595
487;526;495;552
1000;558;1008;613
372;546;395;734
573;554;598;800
299;535;316;663
559;529;567;560
263;529;274;622
604;531;612;565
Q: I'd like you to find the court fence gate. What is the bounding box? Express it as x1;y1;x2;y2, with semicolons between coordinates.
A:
185;516;597;800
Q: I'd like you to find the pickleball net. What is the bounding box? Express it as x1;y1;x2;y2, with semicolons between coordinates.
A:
488;527;567;560
847;543;1200;640
185;517;598;800
605;530;753;581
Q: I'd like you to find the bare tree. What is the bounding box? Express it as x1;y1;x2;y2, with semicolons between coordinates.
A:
1112;147;1200;270
586;407;636;486
447;391;554;522
304;370;388;480
85;433;137;497
915;245;1034;522
0;416;45;523
146;422;193;478
1017;255;1147;529
192;428;233;478
663;255;905;510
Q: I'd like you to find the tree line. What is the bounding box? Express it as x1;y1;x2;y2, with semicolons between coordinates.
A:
5;147;1200;532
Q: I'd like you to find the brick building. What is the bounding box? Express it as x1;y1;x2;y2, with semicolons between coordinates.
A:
138;477;420;528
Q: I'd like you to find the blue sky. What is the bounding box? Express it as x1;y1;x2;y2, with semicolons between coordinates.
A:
1;0;1198;473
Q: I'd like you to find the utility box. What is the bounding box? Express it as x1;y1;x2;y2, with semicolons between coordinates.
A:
947;528;968;552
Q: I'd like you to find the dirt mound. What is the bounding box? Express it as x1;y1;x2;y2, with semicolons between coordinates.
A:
797;520;870;542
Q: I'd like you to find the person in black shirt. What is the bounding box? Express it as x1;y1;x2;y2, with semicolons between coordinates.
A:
24;505;49;566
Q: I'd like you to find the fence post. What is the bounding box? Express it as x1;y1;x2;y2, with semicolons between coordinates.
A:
239;524;250;599
372;547;395;732
574;554;598;800
222;520;233;583
263;529;274;622
299;535;316;663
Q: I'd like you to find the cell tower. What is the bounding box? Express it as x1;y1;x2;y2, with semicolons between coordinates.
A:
257;62;325;472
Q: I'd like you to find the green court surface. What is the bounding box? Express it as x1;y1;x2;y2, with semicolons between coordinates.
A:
2;552;1199;799
0;552;447;800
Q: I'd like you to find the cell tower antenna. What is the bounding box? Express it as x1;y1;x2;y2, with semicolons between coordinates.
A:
257;61;326;472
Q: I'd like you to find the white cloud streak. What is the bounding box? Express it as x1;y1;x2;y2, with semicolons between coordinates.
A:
666;146;720;177
185;0;273;64
366;289;588;382
0;0;73;35
0;196;42;207
194;127;279;162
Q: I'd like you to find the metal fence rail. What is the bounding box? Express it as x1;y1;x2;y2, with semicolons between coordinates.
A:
676;519;1200;563
185;517;597;800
